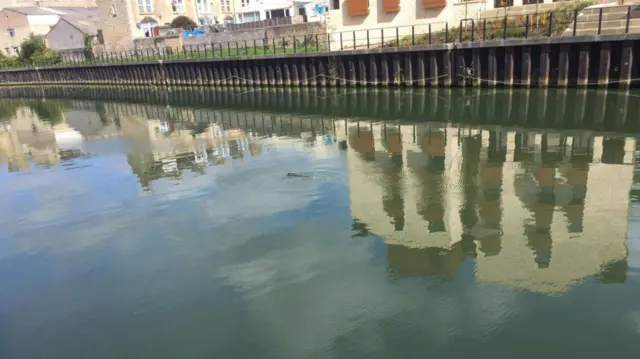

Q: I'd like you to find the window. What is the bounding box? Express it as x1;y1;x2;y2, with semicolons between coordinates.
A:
494;0;514;7
141;22;158;37
11;46;19;55
199;16;214;25
196;0;210;13
331;0;339;9
137;0;152;13
237;11;259;23
172;0;185;13
266;8;288;19
241;0;250;7
8;28;15;37
220;0;231;12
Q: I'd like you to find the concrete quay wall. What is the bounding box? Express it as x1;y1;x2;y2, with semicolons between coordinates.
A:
0;35;638;88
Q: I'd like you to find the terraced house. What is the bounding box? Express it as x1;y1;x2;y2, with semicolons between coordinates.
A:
96;0;223;51
326;0;629;47
94;0;635;52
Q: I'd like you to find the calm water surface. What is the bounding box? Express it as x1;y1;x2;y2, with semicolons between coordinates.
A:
1;88;640;358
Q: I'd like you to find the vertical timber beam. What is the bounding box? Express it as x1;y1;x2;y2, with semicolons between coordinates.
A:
619;40;633;88
504;47;514;87
488;47;497;87
578;43;590;87
598;42;611;87
521;46;531;87
539;44;550;87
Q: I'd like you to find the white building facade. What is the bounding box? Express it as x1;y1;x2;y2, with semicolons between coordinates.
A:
234;0;295;23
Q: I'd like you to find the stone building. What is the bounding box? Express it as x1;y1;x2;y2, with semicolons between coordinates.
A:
96;0;209;51
0;7;98;57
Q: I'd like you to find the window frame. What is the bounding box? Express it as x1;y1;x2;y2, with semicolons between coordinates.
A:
196;0;210;13
137;0;153;14
172;0;186;13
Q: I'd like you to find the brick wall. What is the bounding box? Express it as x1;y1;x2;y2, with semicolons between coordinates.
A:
132;35;183;56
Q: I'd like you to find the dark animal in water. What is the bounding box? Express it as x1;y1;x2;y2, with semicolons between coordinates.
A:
287;172;308;178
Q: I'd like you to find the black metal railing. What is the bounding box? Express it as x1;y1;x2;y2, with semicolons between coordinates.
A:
0;4;636;71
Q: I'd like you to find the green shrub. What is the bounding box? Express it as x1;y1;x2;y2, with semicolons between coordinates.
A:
0;54;19;69
170;16;198;30
83;34;95;61
30;48;61;66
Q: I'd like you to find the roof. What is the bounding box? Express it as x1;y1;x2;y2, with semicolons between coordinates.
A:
5;7;99;35
4;7;60;15
4;6;98;19
48;17;98;36
61;16;98;34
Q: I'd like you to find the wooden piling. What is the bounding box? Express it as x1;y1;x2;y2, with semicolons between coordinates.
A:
578;43;590;87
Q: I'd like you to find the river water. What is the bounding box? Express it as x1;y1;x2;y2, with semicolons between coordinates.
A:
1;88;640;358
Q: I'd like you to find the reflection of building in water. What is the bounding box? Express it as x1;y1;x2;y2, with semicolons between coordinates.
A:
0;107;86;171
106;103;337;190
336;120;634;293
119;110;257;190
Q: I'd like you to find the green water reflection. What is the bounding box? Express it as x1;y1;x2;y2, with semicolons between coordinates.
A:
0;88;640;359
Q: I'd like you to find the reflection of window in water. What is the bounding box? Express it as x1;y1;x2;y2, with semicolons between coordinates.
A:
348;127;375;161
193;150;208;164
382;153;404;231
459;135;482;232
162;159;178;173
157;121;171;134
601;137;626;164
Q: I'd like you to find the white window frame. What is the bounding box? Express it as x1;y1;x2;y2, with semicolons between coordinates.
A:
220;0;231;13
172;0;186;13
237;11;259;23
241;0;250;7
141;22;157;37
137;0;152;13
266;8;290;19
196;0;210;13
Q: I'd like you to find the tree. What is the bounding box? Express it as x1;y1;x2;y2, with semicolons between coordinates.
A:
19;34;47;63
170;16;198;30
83;34;95;61
18;34;61;65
